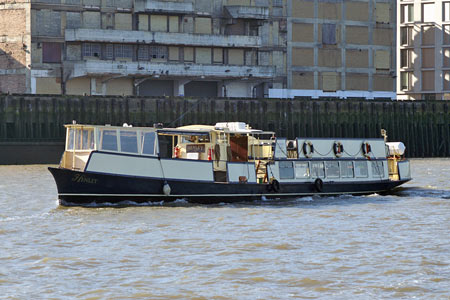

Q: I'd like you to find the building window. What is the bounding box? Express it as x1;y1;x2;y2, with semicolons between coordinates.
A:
422;48;435;69
444;2;450;21
66;12;81;29
114;44;133;59
42;42;62;63
149;46;167;60
422;3;435;22
138;45;149;61
105;44;114;60
400;26;413;46
82;43;101;58
322;24;336;45
401;71;412;91
444;48;450;67
444;25;450;45
444;72;450;90
422;71;435;91
273;0;283;7
400;49;412;68
422;25;435;45
401;4;414;23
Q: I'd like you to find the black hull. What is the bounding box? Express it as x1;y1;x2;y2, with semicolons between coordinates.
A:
48;167;410;206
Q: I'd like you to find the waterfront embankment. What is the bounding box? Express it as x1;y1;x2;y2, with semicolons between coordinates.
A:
0;94;449;163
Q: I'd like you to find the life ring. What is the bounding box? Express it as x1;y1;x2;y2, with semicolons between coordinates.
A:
314;178;323;193
302;141;314;158
361;141;371;157
333;141;344;158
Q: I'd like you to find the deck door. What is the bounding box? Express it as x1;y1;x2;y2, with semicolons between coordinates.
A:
230;136;248;162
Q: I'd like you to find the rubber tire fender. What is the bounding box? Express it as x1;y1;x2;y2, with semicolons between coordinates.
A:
271;179;280;193
314;178;323;193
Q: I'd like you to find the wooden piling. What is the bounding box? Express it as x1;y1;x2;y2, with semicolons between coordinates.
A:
0;94;449;158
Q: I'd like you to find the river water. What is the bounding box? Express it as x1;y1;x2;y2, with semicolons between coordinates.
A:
0;159;449;299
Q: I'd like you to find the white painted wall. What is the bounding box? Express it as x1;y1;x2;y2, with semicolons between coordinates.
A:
269;89;396;100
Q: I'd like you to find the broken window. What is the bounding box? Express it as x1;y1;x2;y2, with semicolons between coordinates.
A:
149;46;167;60
82;43;101;57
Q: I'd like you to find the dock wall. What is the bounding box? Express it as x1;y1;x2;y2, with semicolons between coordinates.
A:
0;94;449;164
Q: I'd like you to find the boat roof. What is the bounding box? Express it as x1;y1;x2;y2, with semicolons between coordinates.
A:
157;127;212;136
64;123;275;135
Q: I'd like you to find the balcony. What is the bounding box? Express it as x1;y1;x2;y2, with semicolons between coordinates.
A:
224;6;269;20
134;0;194;14
67;60;275;79
65;29;261;48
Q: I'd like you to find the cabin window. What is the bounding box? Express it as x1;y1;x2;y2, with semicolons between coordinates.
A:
67;128;94;151
141;132;157;155
67;129;75;150
311;161;325;178
325;161;340;178
199;135;210;143
120;130;138;153
181;135;197;143
81;129;94;150
371;161;384;177
101;130;118;151
75;129;82;150
355;161;368;178
181;134;210;144
295;161;310;178
340;161;354;178
279;161;294;179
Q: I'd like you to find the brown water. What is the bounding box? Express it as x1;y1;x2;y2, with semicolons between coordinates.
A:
0;159;449;299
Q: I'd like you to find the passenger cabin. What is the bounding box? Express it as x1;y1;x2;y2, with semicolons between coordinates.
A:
60;122;410;184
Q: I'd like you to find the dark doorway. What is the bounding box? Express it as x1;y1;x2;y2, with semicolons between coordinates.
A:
185;81;218;97
138;80;174;96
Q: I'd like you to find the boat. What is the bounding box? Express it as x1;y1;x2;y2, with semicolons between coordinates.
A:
48;122;411;206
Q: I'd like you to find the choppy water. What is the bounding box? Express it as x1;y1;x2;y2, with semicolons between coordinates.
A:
0;159;449;299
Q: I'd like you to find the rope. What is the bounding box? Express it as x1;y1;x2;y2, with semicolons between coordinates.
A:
314;147;333;157
343;148;362;157
158;158;166;181
167;99;203;128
